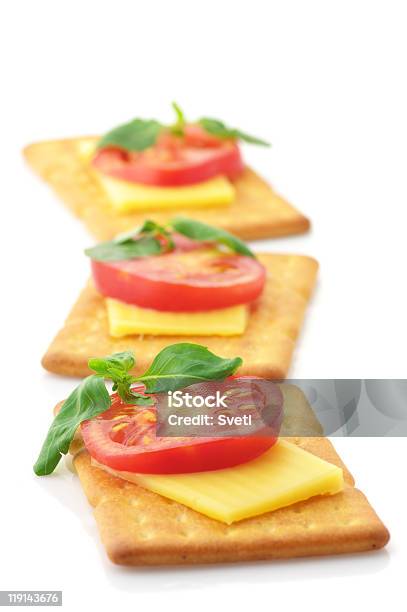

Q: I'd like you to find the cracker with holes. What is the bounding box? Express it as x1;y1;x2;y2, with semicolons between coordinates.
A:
23;135;309;241
42;253;319;378
36;346;389;566
72;436;389;565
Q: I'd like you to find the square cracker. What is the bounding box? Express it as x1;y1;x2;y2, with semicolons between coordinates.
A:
23;138;310;241
42;253;318;378
73;437;389;565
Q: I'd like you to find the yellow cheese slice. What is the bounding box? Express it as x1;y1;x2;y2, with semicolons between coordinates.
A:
95;440;344;524
76;139;235;213
106;298;248;337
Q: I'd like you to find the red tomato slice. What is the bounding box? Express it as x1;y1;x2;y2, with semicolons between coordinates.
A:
81;379;281;474
91;241;266;312
92;124;244;186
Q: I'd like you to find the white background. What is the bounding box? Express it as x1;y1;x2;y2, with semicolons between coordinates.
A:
1;1;406;610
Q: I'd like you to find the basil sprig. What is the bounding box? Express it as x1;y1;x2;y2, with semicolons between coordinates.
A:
84;220;173;262
34;343;242;476
198;117;270;147
88;352;154;407
85;217;255;262
95;103;270;152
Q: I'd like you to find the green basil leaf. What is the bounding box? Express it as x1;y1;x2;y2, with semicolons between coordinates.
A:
171;216;255;257
199;117;270;147
89;351;136;376
89;350;135;394
33;375;111;476
84;235;163;262
136;343;242;393
97;118;163;152
89;351;154;407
